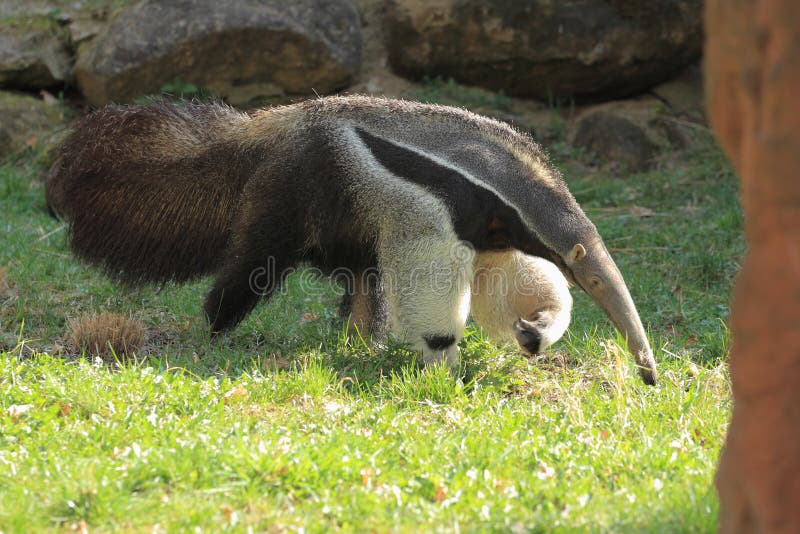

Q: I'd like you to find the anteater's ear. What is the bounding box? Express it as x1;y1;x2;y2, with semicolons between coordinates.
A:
567;243;586;265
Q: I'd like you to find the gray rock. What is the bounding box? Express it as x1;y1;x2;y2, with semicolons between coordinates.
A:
570;98;681;172
0;0;55;18
385;0;702;102
62;3;119;46
75;0;362;106
650;64;705;121
0;91;70;160
0;22;71;89
573;111;656;172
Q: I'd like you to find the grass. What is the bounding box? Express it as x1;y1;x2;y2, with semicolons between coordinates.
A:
0;116;740;531
68;311;145;359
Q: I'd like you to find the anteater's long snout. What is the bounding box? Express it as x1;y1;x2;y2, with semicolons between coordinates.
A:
564;240;657;385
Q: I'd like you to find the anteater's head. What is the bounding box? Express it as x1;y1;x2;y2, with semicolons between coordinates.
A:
555;237;657;385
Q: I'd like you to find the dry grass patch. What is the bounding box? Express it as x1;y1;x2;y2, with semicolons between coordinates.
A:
69;311;145;360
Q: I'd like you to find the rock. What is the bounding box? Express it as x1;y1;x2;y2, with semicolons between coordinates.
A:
572;110;656;172
347;0;416;98
0;0;120;47
509;106;570;145
459;102;567;145
0;91;71;160
0;18;71;89
0;0;59;19
75;0;362;106
61;3;118;47
0;2;125;91
650;64;705;121
569;97;695;172
385;0;702;102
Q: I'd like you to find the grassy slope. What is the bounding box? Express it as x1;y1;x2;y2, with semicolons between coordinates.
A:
0;106;740;532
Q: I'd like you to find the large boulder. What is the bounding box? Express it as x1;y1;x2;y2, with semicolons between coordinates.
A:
0;18;71;90
385;0;703;102
0;0;68;17
0;0;117;91
75;0;362;106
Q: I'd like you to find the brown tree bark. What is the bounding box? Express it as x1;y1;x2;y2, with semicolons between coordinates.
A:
705;1;800;532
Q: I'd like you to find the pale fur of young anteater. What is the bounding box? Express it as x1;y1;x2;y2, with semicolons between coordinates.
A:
46;96;657;384
471;251;572;355
338;248;572;356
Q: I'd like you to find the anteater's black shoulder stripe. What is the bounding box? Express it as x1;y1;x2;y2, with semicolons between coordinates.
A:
352;125;530;224
354;126;503;242
353;126;469;197
352;126;552;257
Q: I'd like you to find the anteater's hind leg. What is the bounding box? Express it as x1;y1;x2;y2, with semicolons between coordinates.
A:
204;257;292;334
204;208;300;335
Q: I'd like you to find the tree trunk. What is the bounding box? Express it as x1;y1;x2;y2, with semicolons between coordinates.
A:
705;1;800;532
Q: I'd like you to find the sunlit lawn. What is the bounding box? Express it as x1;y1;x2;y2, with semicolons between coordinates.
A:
0;124;739;531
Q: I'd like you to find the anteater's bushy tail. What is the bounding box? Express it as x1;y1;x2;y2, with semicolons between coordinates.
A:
46;100;263;284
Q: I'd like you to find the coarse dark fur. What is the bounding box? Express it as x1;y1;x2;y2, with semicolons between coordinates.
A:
47;101;263;283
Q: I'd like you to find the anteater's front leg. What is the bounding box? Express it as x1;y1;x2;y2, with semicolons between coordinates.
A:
338;270;389;340
380;237;474;367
